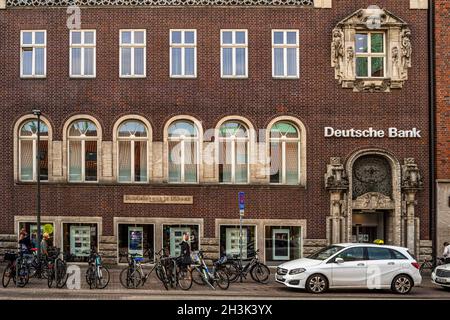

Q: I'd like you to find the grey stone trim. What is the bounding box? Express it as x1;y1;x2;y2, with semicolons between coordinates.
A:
7;0;314;7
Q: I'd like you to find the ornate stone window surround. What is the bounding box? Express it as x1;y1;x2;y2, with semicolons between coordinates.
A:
112;115;153;184
331;8;412;92
14;114;53;183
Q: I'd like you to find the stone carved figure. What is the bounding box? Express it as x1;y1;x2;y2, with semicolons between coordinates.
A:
346;46;354;77
401;29;412;79
401;158;424;190
331;29;344;80
392;46;400;78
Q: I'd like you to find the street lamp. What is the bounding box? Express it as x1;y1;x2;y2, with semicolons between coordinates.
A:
32;109;42;260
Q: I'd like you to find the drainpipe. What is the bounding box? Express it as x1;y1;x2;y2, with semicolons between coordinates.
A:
428;0;437;265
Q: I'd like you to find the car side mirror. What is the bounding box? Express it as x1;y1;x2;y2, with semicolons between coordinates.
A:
335;257;344;264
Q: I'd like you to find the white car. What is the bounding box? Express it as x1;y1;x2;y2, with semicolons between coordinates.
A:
431;264;450;289
276;243;421;294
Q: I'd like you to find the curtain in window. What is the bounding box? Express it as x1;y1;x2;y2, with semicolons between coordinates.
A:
84;48;94;75
35;48;45;75
121;48;132;76
219;140;232;183
270;141;281;184
135;141;147;182
69;140;82;181
274;48;284;76
235;48;246;76
171;48;182;75
235;141;248;183
169;141;181;182
184;141;197;183
287;48;297;76
184;48;195;76
39;140;49;181
84;141;97;181
22;50;33;75
71;48;82;75
285;142;299;185
20;140;33;181
134;48;144;75
222;48;232;76
118;141;131;182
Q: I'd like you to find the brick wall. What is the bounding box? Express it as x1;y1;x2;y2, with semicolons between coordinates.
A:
0;0;431;240
436;0;450;180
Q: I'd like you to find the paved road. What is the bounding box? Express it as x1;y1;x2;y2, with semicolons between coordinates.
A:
0;266;449;300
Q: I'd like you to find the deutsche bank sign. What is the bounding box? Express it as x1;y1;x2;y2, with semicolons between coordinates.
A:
324;127;422;139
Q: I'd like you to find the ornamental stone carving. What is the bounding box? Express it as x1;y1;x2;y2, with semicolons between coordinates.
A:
352;155;392;199
352;192;395;210
6;0;314;6
325;157;349;190
331;7;412;92
401;158;424;191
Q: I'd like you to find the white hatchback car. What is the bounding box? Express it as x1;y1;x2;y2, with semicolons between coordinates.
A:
276;243;421;294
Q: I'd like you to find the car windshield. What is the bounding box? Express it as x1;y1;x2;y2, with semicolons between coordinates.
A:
308;245;345;260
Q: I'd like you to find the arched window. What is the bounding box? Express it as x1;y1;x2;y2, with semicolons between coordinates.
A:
269;121;300;185
167;120;199;183
67;120;98;182
117;120;148;183
219;121;249;183
19;120;49;181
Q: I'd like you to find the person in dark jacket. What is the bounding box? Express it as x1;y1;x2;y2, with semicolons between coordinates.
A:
18;228;31;254
179;232;193;267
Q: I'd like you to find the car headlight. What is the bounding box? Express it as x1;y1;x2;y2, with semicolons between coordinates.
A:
289;268;306;275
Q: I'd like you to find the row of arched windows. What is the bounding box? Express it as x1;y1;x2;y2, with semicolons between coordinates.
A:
16;115;305;185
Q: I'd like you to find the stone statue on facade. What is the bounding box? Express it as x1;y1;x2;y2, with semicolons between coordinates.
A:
331;29;344;81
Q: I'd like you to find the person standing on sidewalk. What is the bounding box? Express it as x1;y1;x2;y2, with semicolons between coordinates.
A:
179;232;193;267
443;242;450;264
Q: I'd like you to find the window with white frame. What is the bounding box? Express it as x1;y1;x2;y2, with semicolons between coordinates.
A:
269;121;300;185
221;30;248;78
120;30;146;77
70;30;96;77
170;30;196;77
167;120;199;183
21;30;46;78
18;120;49;182
218;121;249;184
355;32;386;78
272;30;299;78
68;120;98;182
117;120;148;183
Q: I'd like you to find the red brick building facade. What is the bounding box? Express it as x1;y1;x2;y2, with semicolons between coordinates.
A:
0;0;432;264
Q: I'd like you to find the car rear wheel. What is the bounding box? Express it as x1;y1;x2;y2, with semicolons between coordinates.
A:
391;275;413;294
305;274;328;294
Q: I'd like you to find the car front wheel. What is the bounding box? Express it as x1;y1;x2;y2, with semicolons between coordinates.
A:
391;275;413;294
305;274;328;294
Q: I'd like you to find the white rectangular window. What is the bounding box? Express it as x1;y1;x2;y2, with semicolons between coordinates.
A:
355;32;386;78
21;30;46;78
120;30;146;77
170;30;197;78
221;30;248;78
272;30;299;78
70;30;96;77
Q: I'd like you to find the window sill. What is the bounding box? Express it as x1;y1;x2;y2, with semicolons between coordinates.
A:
272;76;300;80
20;76;46;79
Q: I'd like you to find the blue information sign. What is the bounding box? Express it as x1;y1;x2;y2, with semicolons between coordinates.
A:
238;192;245;211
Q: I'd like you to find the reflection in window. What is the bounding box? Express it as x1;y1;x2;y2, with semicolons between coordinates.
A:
355;32;385;78
265;226;302;264
19;120;49;182
269;121;300;185
162;224;199;256
117;120;148;183
118;224;155;263
170;30;196;77
68;120;98;182
220;225;256;260
167;120;199;183
219;121;249;184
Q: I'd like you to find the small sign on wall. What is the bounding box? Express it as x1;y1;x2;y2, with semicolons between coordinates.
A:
124;195;193;204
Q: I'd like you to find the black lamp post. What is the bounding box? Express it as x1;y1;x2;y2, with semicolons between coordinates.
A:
32;109;42;259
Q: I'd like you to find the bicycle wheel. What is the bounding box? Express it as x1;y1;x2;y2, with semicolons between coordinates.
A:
47;266;54;288
2;265;13;288
86;267;95;289
55;259;68;288
177;267;193;291
16;263;29;288
120;267;141;289
225;263;240;283
96;266;110;289
215;270;230;290
156;265;169;290
250;263;270;283
192;267;206;286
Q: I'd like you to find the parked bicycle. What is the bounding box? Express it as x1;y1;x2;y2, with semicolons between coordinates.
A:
223;249;270;283
119;249;170;290
2;251;28;288
420;256;445;274
85;250;110;289
47;248;68;288
191;251;229;290
161;256;192;290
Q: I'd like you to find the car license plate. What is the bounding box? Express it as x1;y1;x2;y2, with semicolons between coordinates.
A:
436;277;448;283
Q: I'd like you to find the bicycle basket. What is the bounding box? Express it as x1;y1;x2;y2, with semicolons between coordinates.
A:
4;252;17;262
